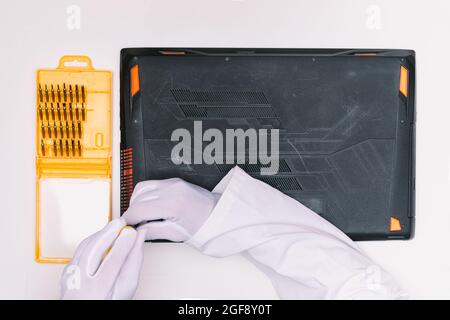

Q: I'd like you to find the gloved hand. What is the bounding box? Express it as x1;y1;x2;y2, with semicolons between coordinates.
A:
60;218;146;300
123;178;219;242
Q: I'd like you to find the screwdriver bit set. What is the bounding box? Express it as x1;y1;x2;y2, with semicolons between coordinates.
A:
36;56;112;263
38;83;86;157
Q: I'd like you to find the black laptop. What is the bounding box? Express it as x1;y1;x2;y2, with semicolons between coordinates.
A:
120;48;415;240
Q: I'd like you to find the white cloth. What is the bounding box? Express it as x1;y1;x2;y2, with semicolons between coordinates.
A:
186;167;407;300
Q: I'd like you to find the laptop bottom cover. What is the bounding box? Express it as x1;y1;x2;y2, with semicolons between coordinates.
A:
120;48;415;240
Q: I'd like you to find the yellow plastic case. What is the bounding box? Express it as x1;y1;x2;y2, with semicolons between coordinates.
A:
35;56;112;263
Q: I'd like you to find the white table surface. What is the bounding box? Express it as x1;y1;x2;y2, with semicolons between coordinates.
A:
1;0;449;299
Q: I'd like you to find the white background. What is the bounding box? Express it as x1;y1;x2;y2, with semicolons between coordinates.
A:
0;0;449;299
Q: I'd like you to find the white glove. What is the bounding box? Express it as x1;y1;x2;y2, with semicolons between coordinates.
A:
60;218;146;300
123;178;219;242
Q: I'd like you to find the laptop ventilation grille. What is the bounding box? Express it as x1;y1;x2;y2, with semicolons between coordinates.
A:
171;89;278;119
120;148;134;214
171;89;269;104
